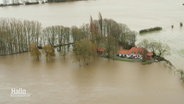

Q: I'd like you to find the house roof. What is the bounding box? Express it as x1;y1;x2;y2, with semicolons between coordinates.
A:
119;47;145;55
129;47;145;54
118;47;153;56
119;50;130;55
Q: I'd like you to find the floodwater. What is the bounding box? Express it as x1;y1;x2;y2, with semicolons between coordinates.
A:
0;53;184;104
0;0;184;69
0;0;184;68
0;0;184;103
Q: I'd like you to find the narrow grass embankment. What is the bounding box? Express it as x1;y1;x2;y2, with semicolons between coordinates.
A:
113;56;154;65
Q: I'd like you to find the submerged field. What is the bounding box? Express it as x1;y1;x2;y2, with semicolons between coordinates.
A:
0;53;184;104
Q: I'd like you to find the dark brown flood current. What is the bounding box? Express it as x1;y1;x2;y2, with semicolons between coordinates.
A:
0;53;184;104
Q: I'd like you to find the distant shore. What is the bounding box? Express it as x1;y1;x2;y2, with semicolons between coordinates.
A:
0;0;85;7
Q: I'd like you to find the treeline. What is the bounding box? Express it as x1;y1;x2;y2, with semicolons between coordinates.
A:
0;19;72;56
47;0;83;3
0;13;136;64
0;18;41;55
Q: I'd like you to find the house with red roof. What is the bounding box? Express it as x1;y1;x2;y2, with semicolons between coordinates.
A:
118;47;153;60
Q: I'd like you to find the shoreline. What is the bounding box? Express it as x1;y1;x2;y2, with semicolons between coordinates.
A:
0;0;86;7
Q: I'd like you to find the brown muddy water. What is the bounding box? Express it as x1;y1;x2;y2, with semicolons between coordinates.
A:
0;53;184;104
0;0;184;69
0;0;184;103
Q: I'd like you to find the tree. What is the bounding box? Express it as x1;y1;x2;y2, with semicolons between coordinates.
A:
156;42;170;57
122;31;136;49
105;35;118;59
102;19;120;59
98;12;103;36
89;16;102;48
71;26;87;42
138;39;170;58
43;44;55;61
29;43;41;60
42;26;57;46
137;39;149;49
73;39;96;65
42;25;70;57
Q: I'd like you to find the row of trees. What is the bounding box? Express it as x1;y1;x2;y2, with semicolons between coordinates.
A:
0;18;41;55
0;13;137;64
0;19;71;55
